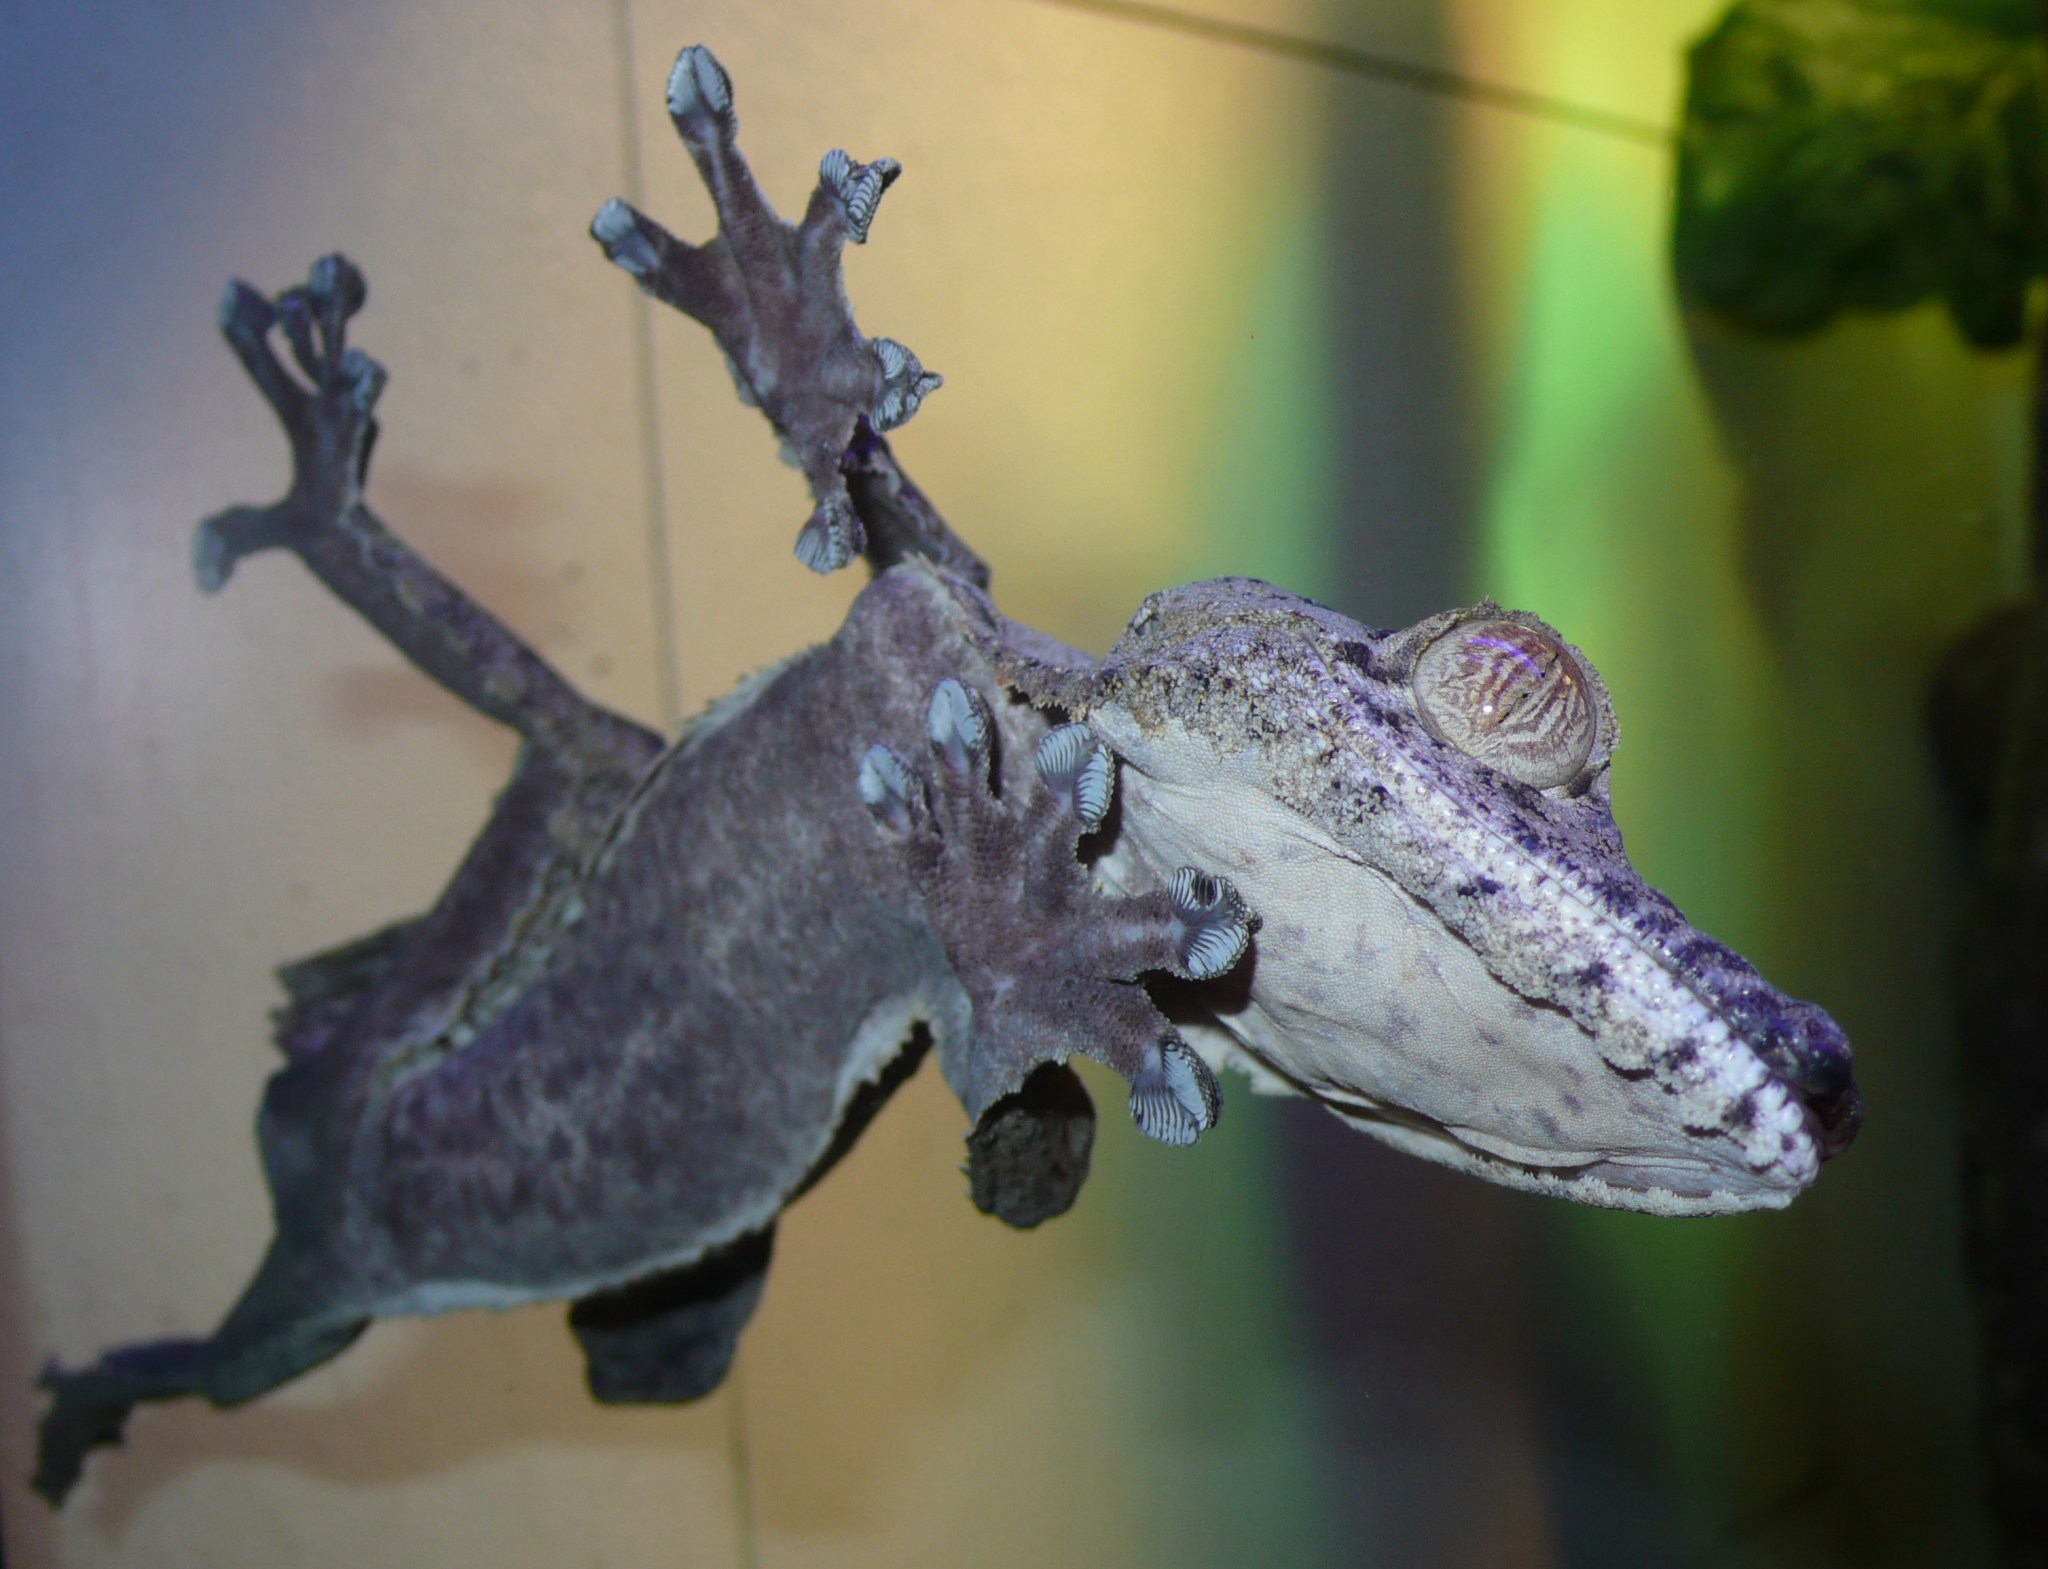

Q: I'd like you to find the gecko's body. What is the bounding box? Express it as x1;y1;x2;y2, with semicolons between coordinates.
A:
34;45;1858;1505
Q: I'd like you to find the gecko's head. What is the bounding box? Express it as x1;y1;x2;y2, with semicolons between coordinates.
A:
1072;577;1859;1215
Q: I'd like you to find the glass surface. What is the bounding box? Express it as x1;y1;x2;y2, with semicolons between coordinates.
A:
0;1;2013;1563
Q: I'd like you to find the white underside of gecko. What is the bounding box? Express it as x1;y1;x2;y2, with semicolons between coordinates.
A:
1098;737;1816;1215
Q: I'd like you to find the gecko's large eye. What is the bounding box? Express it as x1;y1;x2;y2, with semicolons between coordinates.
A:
1412;619;1595;788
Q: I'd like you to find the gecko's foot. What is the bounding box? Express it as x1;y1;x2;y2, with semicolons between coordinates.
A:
197;254;386;591
859;680;1245;1149
597;45;946;576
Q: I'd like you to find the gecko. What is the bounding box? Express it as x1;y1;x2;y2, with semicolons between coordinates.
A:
32;43;1861;1505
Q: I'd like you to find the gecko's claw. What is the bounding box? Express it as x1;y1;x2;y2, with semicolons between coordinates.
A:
667;45;736;142
795;496;864;574
1129;1036;1222;1147
819;150;902;245
925;679;992;778
869;339;943;433
1034;724;1114;831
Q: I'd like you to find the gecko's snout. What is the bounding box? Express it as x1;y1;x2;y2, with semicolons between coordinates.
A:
1758;1000;1860;1159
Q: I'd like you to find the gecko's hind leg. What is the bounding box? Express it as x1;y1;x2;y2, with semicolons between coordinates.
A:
567;1228;774;1404
859;688;1253;1158
200;256;659;776
33;1244;366;1505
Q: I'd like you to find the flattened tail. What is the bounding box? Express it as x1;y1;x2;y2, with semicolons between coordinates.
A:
32;1317;366;1506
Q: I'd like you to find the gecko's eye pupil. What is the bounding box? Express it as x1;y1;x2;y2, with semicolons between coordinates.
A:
1411;619;1595;788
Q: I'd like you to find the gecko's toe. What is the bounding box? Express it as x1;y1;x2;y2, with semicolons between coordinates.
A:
667;45;736;138
819;149;902;245
857;744;921;833
870;338;943;432
1129;1036;1221;1147
1034;723;1114;831
306;253;367;324
591;198;662;280
795;495;863;574
218;279;276;339
1168;867;1252;980
274;286;322;382
925;679;992;778
337;348;386;416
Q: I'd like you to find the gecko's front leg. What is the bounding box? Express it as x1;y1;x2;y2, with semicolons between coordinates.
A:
860;682;1253;1210
591;45;979;581
197;254;656;778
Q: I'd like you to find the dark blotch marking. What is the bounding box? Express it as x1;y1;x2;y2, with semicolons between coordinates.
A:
1333;641;1375;675
1595;875;1641;914
1498;779;1546;814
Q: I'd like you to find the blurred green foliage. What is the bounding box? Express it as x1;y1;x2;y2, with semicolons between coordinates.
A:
1675;0;2047;347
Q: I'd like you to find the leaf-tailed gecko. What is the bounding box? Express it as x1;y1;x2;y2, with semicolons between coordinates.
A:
32;43;1861;1505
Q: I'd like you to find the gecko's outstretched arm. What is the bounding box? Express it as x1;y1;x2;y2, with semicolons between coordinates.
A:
591;45;985;584
198;256;661;776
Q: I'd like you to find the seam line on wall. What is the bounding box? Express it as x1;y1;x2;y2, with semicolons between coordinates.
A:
1020;0;1676;146
611;0;687;735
